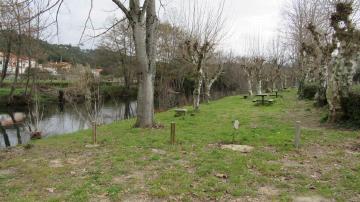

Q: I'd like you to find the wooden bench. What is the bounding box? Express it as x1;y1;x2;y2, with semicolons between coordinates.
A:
174;109;187;117
253;99;275;105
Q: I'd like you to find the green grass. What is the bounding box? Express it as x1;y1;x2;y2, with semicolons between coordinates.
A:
0;88;25;97
0;87;58;104
0;90;359;201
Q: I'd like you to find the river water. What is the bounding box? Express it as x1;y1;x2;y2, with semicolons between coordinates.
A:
0;90;239;149
0;100;137;148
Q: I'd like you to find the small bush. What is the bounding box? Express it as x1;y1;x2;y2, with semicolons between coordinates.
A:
351;85;360;94
100;86;137;100
341;91;360;125
23;144;34;150
320;113;329;123
300;84;317;100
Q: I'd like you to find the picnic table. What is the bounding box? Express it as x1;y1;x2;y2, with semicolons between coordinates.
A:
253;94;275;105
270;91;280;98
256;94;268;105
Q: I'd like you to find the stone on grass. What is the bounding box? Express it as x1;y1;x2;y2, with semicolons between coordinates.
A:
258;186;279;196
221;145;254;153
45;187;56;193
0;168;16;175
215;173;228;179
85;144;100;148
151;148;166;155
293;196;332;202
49;159;64;168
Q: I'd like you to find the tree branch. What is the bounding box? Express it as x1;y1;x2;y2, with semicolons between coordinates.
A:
112;0;132;21
139;0;149;21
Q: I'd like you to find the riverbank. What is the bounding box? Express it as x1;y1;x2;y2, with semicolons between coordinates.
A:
0;84;137;106
1;90;359;201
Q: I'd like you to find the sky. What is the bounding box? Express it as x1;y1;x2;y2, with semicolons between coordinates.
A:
51;0;286;55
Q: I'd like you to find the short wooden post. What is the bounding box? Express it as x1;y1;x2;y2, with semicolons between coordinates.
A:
294;121;301;149
233;120;240;143
170;122;176;145
92;121;97;145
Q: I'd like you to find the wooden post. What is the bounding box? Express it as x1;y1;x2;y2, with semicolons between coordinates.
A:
294;121;301;149
170;122;176;145
92;121;97;145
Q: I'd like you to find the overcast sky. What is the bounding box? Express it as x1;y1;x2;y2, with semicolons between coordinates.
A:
51;0;286;55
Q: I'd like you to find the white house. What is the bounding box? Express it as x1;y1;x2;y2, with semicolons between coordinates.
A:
0;52;36;75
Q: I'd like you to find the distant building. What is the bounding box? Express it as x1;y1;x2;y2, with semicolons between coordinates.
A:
43;62;72;72
92;68;104;77
0;52;36;75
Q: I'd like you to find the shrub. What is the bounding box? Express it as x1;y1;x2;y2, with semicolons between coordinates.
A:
341;91;360;125
351;85;360;94
100;86;137;100
300;84;317;100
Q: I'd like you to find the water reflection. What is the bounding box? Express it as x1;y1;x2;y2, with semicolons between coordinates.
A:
0;100;136;148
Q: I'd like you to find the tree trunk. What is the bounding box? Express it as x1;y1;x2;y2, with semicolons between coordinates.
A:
205;84;211;104
8;56;20;102
283;75;287;89
124;101;132;119
272;81;276;92
8;23;22;103
256;80;262;94
204;65;223;104
112;0;157;128
327;75;342;122
24;59;32;96
132;22;154;128
193;70;203;111
0;40;12;87
247;77;253;96
315;64;328;107
327;56;344;122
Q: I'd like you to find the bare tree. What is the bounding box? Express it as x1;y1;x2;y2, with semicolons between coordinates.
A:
327;2;360;122
155;22;191;109
7;0;30;102
203;52;231;103
282;0;327;95
238;57;254;96
267;35;287;91
243;34;266;95
0;1;16;87
179;0;226;111
101;20;135;91
112;0;158;128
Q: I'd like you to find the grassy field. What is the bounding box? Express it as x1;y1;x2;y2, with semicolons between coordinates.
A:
0;88;25;97
0;90;359;201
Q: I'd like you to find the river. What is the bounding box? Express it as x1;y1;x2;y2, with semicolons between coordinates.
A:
0;89;239;149
0;100;137;148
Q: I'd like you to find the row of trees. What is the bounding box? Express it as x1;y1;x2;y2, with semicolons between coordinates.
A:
283;0;360;122
103;0;293;125
1;0;294;128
